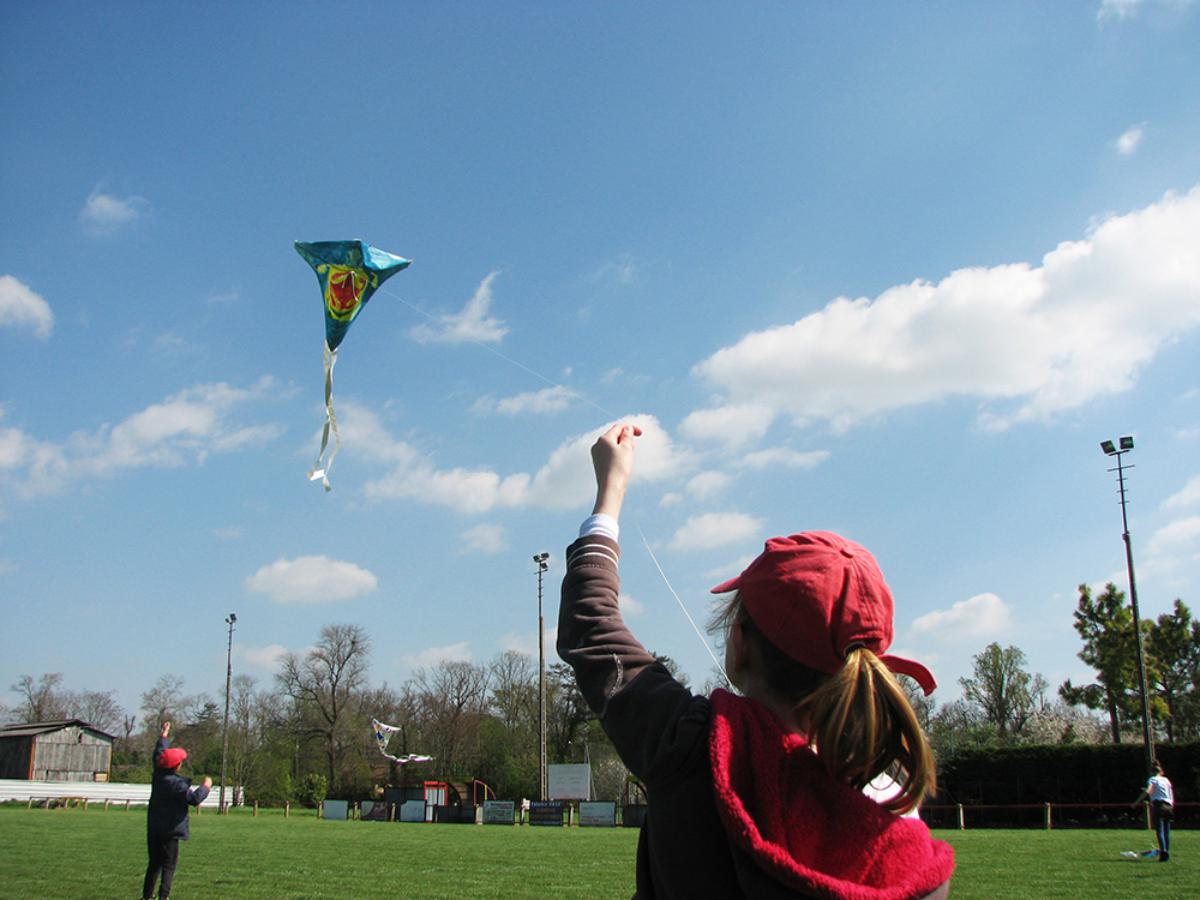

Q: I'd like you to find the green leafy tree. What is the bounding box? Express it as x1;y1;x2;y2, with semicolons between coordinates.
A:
295;772;328;808
1058;583;1145;743
960;643;1046;741
1146;599;1200;741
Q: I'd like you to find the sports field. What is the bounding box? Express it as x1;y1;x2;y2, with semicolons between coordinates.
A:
0;806;1191;898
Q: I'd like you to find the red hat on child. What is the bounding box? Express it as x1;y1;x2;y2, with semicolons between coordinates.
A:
158;747;188;769
710;531;937;695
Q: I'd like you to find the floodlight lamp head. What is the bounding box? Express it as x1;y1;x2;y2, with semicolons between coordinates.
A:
228;613;237;624
1119;436;1134;451
533;552;549;563
1100;440;1117;456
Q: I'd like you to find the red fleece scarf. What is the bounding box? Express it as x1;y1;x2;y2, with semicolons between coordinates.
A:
709;689;954;900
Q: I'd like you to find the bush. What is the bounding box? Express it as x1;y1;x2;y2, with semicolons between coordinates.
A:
295;772;328;808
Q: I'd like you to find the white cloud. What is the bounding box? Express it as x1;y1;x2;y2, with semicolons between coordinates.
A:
686;471;731;500
402;641;473;669
244;555;379;604
472;385;578;415
79;189;149;234
619;592;645;615
592;254;637;285
212;525;244;540
408;271;509;344
1162;474;1200;510
668;512;764;551
0;378;283;498
1115;122;1147;155
0;276;54;339
705;553;760;583
498;627;557;658
365;413;689;513
1097;0;1142;20
909;593;1012;639
1144;515;1200;581
237;643;289;669
206;289;240;305
691;187;1200;433
738;447;830;470
679;403;775;450
1095;0;1190;21
461;523;507;554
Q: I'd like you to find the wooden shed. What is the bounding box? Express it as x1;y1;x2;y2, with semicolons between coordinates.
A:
0;719;114;781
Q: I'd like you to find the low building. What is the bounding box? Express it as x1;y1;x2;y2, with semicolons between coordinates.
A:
0;719;114;781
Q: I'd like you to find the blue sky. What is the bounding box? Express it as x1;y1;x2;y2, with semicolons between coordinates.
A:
2;1;1198;721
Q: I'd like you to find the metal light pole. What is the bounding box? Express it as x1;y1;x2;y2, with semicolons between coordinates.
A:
1100;437;1154;774
533;552;550;801
220;612;237;813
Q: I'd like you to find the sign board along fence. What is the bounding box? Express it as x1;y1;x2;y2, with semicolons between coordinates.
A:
547;764;591;800
322;800;349;820
528;800;565;826
399;800;426;822
482;800;515;825
580;801;616;827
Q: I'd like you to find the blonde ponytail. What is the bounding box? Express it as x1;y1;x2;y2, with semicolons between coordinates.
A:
796;647;936;813
711;594;936;814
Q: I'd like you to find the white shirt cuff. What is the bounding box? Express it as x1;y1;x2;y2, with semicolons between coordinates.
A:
579;514;619;541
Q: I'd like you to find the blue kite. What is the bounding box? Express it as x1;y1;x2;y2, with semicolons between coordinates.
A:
295;240;411;490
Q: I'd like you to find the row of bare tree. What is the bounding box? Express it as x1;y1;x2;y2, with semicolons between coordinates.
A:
8;585;1193;800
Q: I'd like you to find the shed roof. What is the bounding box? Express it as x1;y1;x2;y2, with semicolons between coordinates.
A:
0;719;115;740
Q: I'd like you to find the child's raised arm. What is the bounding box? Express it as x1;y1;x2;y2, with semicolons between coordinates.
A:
591;422;641;519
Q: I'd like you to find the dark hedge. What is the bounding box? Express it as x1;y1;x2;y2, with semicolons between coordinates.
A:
935;741;1199;806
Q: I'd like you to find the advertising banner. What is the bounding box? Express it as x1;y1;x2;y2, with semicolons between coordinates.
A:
482;800;516;825
399;800;426;822
580;801;617;827
529;800;565;826
547;763;592;800
322;799;348;821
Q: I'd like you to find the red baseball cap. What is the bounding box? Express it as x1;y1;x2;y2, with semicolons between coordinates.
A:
710;531;936;695
158;747;188;769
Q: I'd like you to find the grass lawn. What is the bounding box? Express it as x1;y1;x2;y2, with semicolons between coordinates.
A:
0;805;1192;898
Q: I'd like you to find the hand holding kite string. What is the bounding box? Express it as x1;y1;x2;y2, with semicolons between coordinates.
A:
591;422;642;518
294;240;411;490
589;421;731;685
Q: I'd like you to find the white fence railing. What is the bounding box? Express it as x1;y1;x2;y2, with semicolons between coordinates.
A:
0;778;230;809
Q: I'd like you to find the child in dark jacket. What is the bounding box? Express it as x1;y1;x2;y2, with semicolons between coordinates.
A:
142;721;211;900
557;423;953;899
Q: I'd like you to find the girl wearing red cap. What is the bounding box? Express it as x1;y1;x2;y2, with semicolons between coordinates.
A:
142;721;211;900
558;423;953;899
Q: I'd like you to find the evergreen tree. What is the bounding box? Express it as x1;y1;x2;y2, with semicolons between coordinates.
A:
1058;583;1144;743
1146;599;1200;741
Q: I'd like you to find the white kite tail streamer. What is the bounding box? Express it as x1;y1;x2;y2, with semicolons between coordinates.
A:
308;344;340;491
637;524;731;689
371;717;433;765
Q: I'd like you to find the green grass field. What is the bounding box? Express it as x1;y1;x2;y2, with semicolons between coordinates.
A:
0;805;1192;898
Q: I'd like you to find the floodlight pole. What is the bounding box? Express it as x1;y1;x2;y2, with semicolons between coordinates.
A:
220;613;237;814
534;553;550;802
1102;440;1154;774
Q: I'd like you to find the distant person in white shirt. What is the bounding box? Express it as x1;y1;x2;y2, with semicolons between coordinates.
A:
1132;760;1174;862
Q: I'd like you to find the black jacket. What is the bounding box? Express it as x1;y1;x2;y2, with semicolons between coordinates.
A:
147;737;209;839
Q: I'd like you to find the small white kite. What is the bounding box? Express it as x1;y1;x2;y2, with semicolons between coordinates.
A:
371;718;433;766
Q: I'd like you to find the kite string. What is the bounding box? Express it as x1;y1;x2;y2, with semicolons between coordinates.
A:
376;284;727;685
376;285;621;421
637;523;731;688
